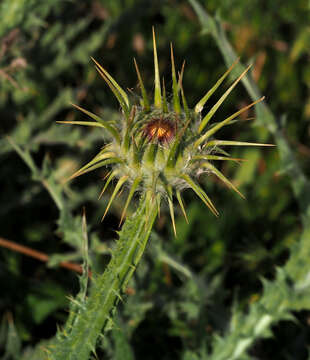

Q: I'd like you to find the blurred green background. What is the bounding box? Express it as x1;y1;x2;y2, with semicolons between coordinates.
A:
0;0;309;359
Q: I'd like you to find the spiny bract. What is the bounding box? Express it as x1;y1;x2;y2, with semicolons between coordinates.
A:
59;28;273;235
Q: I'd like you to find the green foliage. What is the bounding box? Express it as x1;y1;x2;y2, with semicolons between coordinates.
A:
1;0;310;359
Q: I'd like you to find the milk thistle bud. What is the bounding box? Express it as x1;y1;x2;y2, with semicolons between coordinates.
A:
59;28;273;235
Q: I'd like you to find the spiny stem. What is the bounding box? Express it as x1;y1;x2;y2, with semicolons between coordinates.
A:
50;197;158;360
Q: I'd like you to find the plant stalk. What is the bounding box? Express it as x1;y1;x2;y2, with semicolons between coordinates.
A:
50;196;158;360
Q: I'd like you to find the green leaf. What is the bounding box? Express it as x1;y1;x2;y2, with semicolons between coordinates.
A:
57;207;84;249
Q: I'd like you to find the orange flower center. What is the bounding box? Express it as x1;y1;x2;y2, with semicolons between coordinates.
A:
143;117;176;144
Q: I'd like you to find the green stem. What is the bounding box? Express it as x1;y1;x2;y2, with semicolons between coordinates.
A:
50;196;158;360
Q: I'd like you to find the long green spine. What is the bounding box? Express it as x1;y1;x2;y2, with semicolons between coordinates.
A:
50;197;158;360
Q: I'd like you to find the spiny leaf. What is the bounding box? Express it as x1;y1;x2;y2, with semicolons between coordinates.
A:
171;43;181;114
181;174;219;216
195;97;265;148
156;193;162;218
68;158;122;181
131;135;140;166
91;57;129;108
167;186;177;236
119;177;142;225
145;143;158;165
202;162;245;199
204;140;275;148
67;151;117;181
152;27;161;109
144;190;155;227
177;60;185;89
168;196;177;236
122;106;136;151
166;118;191;168
195;57;239;113
57;120;106;128
179;79;190;120
192;155;247;162
198;64;252;133
98;170;120;200
162;77;169;113
151;171;160;196
134;58;150;111
94;64;130;117
176;190;188;223
69;103;120;143
101;175;129;221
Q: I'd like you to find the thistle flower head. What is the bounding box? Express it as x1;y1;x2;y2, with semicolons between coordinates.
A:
59;29;273;235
